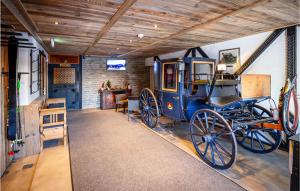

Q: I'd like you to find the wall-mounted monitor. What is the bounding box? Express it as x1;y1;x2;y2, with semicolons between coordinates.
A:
106;59;126;71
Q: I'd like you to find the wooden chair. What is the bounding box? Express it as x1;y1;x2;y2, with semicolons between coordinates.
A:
115;93;128;113
39;98;67;151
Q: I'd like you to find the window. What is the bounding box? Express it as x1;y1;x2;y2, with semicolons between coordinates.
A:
192;61;214;83
30;49;40;94
31;50;48;95
162;62;177;92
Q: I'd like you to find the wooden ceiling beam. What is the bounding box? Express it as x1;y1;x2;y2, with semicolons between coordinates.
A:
118;0;269;57
2;0;48;51
83;0;137;54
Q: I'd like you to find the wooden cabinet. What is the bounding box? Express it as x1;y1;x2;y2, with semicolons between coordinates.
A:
99;89;127;109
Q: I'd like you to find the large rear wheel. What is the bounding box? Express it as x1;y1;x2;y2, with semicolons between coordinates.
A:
235;105;282;154
190;109;237;170
139;88;159;128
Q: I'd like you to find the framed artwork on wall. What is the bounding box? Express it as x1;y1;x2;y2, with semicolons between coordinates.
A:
219;48;240;74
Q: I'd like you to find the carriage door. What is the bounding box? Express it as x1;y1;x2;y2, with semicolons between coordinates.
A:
48;64;81;110
161;62;181;119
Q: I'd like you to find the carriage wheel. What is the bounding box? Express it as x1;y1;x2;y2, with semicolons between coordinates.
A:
139;88;159;128
190;109;237;170
235;105;282;154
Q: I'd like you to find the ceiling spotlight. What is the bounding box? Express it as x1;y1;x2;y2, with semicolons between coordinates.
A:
54;21;58;25
50;37;55;48
116;47;120;50
137;33;144;39
154;24;158;28
129;40;133;43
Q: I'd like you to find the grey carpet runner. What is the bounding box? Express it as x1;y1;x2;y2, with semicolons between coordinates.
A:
68;109;244;191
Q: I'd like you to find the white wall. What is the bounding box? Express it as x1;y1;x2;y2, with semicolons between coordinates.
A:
17;33;48;106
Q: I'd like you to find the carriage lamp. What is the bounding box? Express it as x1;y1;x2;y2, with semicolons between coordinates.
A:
217;64;227;80
178;61;185;71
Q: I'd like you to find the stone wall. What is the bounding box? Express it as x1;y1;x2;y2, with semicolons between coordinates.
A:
82;56;149;109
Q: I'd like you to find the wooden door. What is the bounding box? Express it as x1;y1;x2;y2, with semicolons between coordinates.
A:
48;64;81;110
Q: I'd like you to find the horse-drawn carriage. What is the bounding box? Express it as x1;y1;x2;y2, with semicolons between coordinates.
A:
139;57;298;169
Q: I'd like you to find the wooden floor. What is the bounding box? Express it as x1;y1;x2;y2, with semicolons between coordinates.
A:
144;116;290;191
1;145;72;191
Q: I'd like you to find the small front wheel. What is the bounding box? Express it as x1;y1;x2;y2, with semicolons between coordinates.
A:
139;88;159;128
190;109;237;170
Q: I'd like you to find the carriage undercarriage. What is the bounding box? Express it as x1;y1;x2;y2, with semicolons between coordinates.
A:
139;57;298;170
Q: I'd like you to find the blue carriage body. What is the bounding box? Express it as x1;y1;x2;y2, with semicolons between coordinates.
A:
155;57;259;121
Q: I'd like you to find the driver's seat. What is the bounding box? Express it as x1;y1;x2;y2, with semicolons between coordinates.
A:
209;95;241;108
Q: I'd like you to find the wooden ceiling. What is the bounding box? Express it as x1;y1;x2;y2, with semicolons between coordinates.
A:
1;0;299;57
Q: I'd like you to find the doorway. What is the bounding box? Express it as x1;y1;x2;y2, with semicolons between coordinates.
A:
48;64;81;110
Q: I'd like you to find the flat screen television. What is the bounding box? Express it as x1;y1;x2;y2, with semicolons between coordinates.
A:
106;59;126;71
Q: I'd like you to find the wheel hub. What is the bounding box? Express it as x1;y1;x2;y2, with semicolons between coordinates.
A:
202;134;213;143
143;105;150;111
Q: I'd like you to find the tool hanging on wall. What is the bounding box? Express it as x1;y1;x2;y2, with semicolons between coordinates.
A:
6;36;31;156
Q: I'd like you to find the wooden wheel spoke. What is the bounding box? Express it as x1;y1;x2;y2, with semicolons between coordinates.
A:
210;117;217;130
192;122;205;134
210;143;216;165
196;115;207;133
204;112;209;130
214;140;232;158
213;142;225;165
148;109;156;117
256;131;274;145
147;112;150;123
254;131;265;151
250;132;254;149
203;142;210;158
141;99;147;106
141;92;147;101
239;130;250;144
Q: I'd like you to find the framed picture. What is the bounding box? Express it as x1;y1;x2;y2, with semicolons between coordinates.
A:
219;48;240;74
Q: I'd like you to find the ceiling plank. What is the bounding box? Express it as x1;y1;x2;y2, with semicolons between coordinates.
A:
84;0;137;54
118;0;269;57
2;0;48;51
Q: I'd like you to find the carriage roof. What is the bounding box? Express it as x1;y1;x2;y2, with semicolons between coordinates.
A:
159;57;216;65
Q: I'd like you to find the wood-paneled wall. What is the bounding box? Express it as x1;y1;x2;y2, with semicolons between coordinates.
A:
1;47;9;176
16;97;45;159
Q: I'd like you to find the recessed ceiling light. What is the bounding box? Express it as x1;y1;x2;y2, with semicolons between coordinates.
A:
129;40;133;43
137;33;144;39
154;24;158;28
116;47;119;50
55;21;58;25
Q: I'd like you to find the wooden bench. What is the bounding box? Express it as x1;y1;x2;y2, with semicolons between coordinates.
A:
39;98;67;151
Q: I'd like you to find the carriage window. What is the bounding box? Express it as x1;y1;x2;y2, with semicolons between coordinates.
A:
193;62;214;82
162;63;177;91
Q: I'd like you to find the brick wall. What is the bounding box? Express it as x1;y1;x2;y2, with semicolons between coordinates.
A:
82;56;149;109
